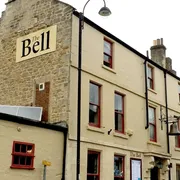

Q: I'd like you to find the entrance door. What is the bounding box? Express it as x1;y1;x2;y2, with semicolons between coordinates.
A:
151;166;159;180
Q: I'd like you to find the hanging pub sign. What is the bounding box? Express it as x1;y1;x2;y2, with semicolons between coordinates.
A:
16;25;57;62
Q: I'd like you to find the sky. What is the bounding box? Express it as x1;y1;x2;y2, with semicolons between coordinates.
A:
0;0;180;76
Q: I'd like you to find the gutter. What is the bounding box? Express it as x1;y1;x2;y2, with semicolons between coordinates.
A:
144;59;149;129
62;130;68;180
164;71;171;180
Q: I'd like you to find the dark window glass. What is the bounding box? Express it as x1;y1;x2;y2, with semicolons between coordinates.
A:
87;151;100;180
89;83;100;126
176;165;180;180
115;93;124;133
147;66;154;89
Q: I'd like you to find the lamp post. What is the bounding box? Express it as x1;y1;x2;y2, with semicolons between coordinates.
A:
76;1;111;180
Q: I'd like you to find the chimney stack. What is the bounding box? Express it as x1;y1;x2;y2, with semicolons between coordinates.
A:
150;38;166;67
150;38;177;75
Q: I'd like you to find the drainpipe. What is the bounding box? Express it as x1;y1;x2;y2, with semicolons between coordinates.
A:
62;130;68;180
164;71;171;180
144;58;149;129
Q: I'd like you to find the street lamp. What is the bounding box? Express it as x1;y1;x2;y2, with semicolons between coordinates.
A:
76;1;111;180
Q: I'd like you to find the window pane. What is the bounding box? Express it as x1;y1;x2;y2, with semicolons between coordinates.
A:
115;94;123;112
176;165;180;180
150;124;155;140
13;156;19;165
104;54;111;63
104;40;111;55
15;144;21;152
149;107;155;123
175;136;179;147
21;144;27;153
27;145;33;153
114;156;123;177
26;157;32;165
89;105;99;124
178;85;180;93
115;113;123;132
20;156;26;165
90;83;99;105
87;153;99;174
87;176;99;180
148;66;152;78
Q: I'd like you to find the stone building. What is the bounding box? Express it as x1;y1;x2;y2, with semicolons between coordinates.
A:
1;0;180;180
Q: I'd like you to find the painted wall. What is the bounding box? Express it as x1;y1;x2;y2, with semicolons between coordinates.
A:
0;119;64;180
69;15;180;180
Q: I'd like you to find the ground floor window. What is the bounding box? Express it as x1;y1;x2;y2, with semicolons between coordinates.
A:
114;155;124;179
87;151;100;180
176;165;180;180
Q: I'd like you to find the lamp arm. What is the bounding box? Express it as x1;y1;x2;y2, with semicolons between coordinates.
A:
83;0;107;15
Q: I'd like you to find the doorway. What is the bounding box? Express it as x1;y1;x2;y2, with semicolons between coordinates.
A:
151;166;159;180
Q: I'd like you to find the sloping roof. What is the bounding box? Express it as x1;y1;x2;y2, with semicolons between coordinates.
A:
73;10;180;81
0;112;68;133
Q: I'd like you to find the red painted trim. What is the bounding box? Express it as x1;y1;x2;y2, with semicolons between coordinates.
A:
130;158;142;180
89;81;101;128
114;92;125;134
103;38;113;68
11;141;35;169
87;151;100;179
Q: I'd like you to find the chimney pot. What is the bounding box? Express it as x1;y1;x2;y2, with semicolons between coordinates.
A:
157;39;160;45
161;38;163;45
153;40;156;46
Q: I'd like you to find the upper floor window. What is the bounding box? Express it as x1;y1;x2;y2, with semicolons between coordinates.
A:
178;84;180;102
148;106;156;142
114;155;124;180
104;39;113;68
147;65;154;89
175;120;180;148
11;141;35;169
89;82;101;127
115;93;124;133
87;151;100;180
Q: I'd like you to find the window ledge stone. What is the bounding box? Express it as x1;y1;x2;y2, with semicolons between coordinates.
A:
174;147;180;152
147;141;161;147
113;131;128;139
102;64;116;74
87;125;105;134
148;88;157;94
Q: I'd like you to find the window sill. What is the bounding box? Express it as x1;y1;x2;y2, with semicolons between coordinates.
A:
10;166;35;170
102;64;116;74
148;88;157;94
147;141;161;147
174;147;180;152
87;125;105;134
113;131;128;139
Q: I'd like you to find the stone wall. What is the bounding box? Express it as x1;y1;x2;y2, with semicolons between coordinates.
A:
0;0;74;123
